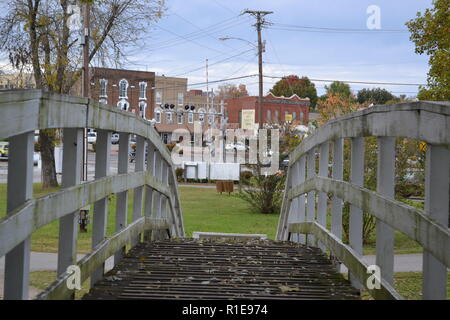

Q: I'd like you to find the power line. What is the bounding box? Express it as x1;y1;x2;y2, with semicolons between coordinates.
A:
270;22;408;33
263;75;425;86
173;49;254;77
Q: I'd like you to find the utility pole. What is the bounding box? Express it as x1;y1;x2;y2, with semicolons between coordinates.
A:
243;10;273;129
82;2;91;182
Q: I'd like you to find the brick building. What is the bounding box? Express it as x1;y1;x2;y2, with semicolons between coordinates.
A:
225;93;310;128
90;67;155;120
154;89;221;144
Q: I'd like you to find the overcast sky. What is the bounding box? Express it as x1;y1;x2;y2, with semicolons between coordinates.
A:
121;0;432;97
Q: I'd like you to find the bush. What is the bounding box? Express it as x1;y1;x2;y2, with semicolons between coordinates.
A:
236;165;285;214
240;171;253;185
175;168;184;182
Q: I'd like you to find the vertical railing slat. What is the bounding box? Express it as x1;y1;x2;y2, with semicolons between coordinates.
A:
306;149;316;245
132;136;146;245
349;137;364;289
422;145;449;300
331;138;343;239
91;129;111;286
375;137;395;286
3;132;34;300
288;161;299;242
114;132;130;265
57;128;83;295
317;142;329;251
297;156;306;244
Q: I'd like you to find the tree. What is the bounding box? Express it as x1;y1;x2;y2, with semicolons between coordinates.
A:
406;0;450;100
0;0;166;188
317;93;360;126
269;75;318;109
356;87;396;105
215;83;248;101
324;81;353;100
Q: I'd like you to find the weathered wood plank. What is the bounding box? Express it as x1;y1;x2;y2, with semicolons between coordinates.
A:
288;177;450;268
289;222;402;300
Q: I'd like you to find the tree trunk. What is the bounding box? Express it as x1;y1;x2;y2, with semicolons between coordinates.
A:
39;129;58;188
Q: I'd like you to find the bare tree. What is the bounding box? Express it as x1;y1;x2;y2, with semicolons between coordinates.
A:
0;0;166;188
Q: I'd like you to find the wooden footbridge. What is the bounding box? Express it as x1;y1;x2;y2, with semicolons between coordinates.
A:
0;91;448;300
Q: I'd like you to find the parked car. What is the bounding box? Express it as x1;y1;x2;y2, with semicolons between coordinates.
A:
0;141;9;158
87;132;97;144
111;133;119;144
33;152;40;166
225;142;247;152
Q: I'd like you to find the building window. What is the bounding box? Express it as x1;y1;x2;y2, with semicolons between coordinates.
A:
139;82;147;99
117;100;128;111
155;107;162;123
99;79;107;97
188;111;193;124
177;110;183;124
119;79;128;98
166;111;173;123
139;101;147;118
198;108;206;122
208;109;215;124
155;91;162;104
293;111;297;121
300;112;304;123
274;110;279;123
267;109;271;122
177;92;184;106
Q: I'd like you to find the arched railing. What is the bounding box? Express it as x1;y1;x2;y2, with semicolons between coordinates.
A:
276;101;449;300
0;90;184;299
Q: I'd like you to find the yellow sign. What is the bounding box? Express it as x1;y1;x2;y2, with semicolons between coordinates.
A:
241;109;255;130
285;114;292;122
419;141;427;152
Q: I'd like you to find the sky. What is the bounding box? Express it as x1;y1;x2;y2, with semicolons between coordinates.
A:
1;0;434;97
122;0;433;97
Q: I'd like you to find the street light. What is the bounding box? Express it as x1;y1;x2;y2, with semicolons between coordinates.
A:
220;36;266;129
219;36;258;49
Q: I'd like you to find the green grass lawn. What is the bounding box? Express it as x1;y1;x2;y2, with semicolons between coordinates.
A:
180;187;279;239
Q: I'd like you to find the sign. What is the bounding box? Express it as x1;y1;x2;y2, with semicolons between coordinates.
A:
285;114;292;121
419;141;427;152
241;109;255;130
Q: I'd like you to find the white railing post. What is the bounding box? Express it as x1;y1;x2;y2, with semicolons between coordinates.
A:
159;161;170;239
57;129;83;286
148;150;162;241
349;137;364;289
306;149;316;245
298;156;307;244
375;137;395;286
132;136;146;245
91;129;111;286
288;161;299;242
331;138;343;239
3;132;34;300
317;142;329;251
114;132;130;265
422;145;449;300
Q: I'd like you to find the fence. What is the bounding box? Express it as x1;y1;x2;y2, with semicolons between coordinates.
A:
0;90;184;299
276;101;449;299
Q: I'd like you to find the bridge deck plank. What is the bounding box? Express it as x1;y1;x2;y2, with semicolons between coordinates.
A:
83;239;360;300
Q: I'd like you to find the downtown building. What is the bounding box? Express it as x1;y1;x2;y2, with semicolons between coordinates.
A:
225;93;310;128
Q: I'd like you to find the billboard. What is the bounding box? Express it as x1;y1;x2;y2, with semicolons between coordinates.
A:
241;109;256;130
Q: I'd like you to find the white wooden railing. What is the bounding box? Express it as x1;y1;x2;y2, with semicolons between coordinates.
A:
0;90;184;300
276;101;449;300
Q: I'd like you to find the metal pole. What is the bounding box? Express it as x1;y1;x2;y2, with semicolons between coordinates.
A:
243;10;273;129
82;2;91;182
